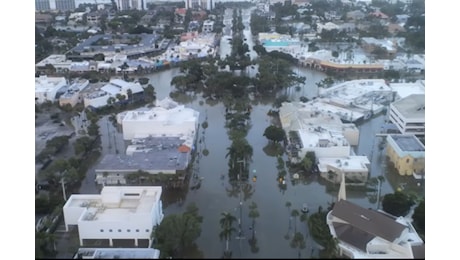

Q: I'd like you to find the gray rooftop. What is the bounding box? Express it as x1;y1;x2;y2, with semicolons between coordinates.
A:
390;135;425;152
71;33;159;55
331;200;407;243
96;136;190;173
391;94;425;120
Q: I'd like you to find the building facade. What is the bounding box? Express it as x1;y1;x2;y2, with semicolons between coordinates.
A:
63;186;164;248
120;99;200;141
388;94;425;136
55;0;76;11
36;0;51;11
318;156;370;184
386;134;425;177
59;79;90;107
35;75;67;104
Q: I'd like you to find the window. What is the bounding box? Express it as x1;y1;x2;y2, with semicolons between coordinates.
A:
136;229;140;232
406;158;410;163
127;229;131;232
109;229;113;232
118;229;122;232
100;229;104;232
146;229;150;233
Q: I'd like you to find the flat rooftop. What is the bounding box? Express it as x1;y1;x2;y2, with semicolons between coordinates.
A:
66;186;161;222
96;137;190;172
390;81;425;99
391;94;425;120
389;135;425;152
71;33;159;55
318;156;370;172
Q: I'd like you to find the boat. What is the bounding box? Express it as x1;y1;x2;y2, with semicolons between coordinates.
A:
301;203;309;213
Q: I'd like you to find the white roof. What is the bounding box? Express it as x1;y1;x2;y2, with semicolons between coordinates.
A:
64;186;162;223
390;81;425;99
318;156;370;173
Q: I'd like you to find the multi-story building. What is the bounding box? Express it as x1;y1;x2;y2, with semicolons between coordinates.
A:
35;75;67;104
59;79;90;107
117;0;143;10
55;0;76;11
318;156;371;184
63;186;164;248
202;20;214;33
36;0;51;11
83;79;144;109
119;97;200;141
388;94;425;136
386;134;425;178
279;102;360;160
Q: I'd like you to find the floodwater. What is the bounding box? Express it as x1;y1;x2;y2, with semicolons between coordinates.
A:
75;7;424;259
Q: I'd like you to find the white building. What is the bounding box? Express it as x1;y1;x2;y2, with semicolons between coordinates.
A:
83;79;143;108
279;102;360;161
390;80;425;100
202;20;214;33
388;94;425;136
74;248;160;259
35;75;67;104
63;186;164;248
316;22;340;33
318;79;394;121
119;97;200;142
327;199;425;259
59;79;90;107
318;156;370;184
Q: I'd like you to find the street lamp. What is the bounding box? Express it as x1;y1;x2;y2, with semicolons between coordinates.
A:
376;177;382;210
236;160;246;241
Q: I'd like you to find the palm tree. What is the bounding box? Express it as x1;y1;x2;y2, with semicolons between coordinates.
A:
219;211;237;257
285;201;292;215
290;232;306;259
291;209;300;233
126;88;133;103
248;201;259;240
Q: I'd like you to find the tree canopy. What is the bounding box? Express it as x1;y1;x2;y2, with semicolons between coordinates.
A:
263;125;286;143
382;191;415;217
153;203;203;258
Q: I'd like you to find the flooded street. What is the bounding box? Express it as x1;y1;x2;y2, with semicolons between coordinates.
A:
74;8;424;258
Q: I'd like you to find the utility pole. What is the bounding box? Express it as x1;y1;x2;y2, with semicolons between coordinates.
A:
61;176;67;201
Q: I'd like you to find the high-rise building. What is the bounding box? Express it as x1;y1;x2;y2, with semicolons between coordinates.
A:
117;0;142;10
36;0;51;11
55;0;76;11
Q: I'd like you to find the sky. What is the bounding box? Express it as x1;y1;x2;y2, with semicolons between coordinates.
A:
0;1;449;259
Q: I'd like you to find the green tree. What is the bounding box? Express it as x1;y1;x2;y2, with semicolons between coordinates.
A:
35;231;56;258
299;152;316;173
248;201;260;239
219;211;237;256
412;199;425;236
290;232;306;258
382;191;415;217
144;84;156;103
74;136;94;155
291;209;300;233
263;125;286;143
87;121;100;136
153;204;203;258
285;201;292;215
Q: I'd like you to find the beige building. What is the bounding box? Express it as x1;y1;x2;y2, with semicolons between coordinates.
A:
386;134;425;178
